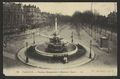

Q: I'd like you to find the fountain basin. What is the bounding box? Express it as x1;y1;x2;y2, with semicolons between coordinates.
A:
35;43;78;57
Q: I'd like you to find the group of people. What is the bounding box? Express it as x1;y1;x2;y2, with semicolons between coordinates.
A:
52;55;69;64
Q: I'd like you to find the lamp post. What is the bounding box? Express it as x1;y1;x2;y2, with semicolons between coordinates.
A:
71;32;73;43
89;40;92;59
25;55;29;63
25;41;29;63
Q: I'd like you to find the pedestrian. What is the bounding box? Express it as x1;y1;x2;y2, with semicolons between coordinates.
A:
108;47;111;54
3;41;6;47
33;40;35;45
63;55;68;64
26;42;28;48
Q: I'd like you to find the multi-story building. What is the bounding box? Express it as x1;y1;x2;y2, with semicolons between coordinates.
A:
23;4;42;27
3;2;25;34
3;2;54;35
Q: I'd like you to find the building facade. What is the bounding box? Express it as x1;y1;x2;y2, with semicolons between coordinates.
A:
23;4;42;27
3;2;25;34
3;2;54;35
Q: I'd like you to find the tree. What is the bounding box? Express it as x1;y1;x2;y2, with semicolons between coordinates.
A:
107;11;117;32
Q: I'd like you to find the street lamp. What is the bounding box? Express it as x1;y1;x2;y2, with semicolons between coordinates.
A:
33;32;35;45
89;40;92;59
71;32;73;43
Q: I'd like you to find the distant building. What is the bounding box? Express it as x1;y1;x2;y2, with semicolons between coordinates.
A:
23;4;42;26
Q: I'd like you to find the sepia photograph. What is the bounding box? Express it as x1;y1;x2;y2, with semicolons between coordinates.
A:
3;2;117;76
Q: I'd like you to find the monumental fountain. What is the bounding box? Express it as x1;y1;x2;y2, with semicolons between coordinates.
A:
17;17;95;68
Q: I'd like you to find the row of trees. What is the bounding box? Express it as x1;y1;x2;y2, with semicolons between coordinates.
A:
46;10;117;33
71;11;117;32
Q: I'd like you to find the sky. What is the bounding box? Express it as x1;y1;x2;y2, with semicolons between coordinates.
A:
22;2;117;16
